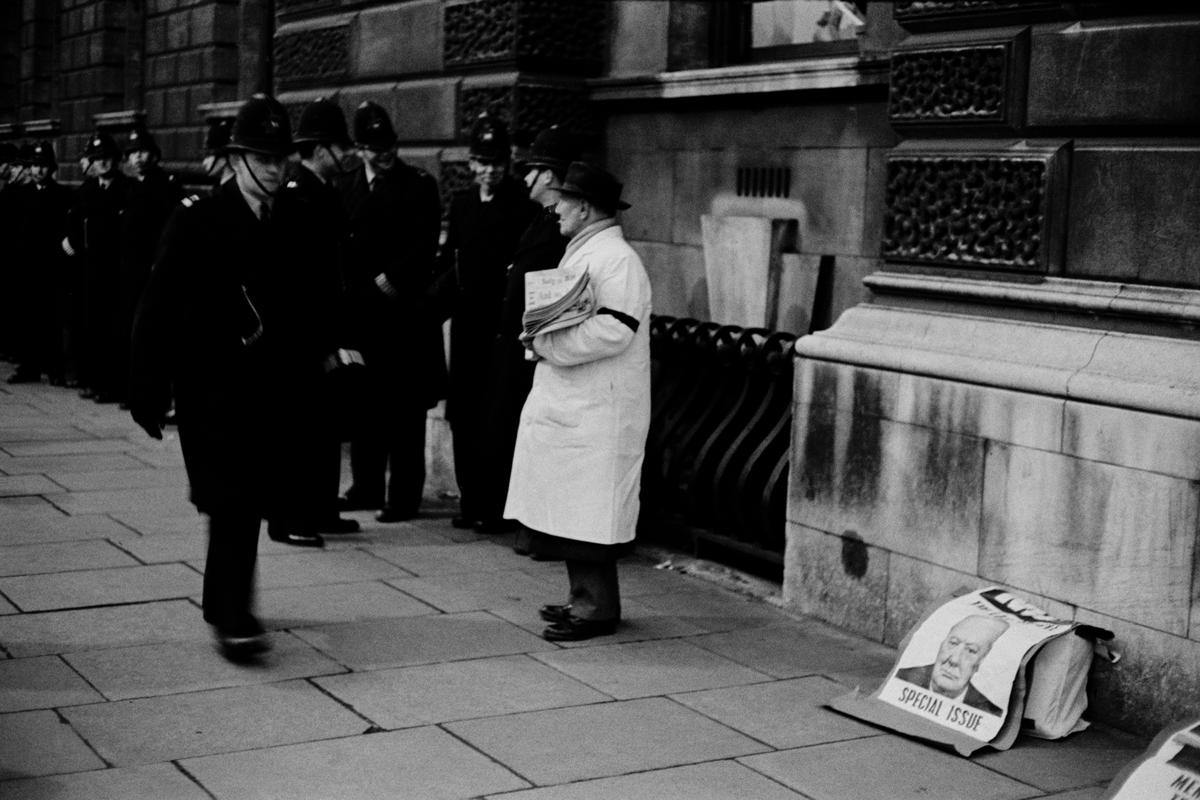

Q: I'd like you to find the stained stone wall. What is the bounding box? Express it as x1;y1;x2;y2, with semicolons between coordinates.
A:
788;2;1200;735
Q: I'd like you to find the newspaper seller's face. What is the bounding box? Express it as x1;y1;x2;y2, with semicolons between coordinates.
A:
931;616;1004;697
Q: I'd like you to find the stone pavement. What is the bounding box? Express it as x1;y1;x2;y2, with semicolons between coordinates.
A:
0;367;1148;800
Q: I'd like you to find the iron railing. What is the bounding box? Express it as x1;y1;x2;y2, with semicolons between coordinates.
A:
639;315;797;577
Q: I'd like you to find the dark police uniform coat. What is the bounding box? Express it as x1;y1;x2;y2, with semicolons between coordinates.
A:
338;160;444;408
129;179;339;516
430;176;537;520
66;172;130;397
120;166;183;363
14;179;73;375
477;205;566;521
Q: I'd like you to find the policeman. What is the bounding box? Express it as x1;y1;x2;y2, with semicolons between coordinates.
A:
0;142;21;362
119;128;182;404
129;94;342;659
275;97;361;538
9;141;72;384
430;112;538;531
482;125;580;550
337;101;444;522
64;131;130;403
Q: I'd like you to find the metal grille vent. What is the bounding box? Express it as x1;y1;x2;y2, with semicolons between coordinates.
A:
736;166;792;199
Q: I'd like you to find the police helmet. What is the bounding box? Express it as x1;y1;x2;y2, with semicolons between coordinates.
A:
468;113;510;162
226;94;295;158
295;97;350;147
519;125;578;174
204;117;233;156
29;140;58;172
82;131;121;161
125;127;160;158
353;101;397;151
17;142;35;166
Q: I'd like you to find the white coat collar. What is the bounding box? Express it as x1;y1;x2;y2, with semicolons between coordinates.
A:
562;217;620;263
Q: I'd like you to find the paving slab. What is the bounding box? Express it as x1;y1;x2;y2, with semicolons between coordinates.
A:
317;653;610;728
180;726;529;799
63;632;346;700
113;531;206;563
62;679;367;765
973;724;1146;792
485;760;807;800
533;638;770;699
671;675;883;749
44;467;189;492
0;596;16;615
0;763;211;800
634;585;792;633
0;599;206;657
291;610;553;670
0;511;136;546
0;539;141;577
107;511;203;537
0;563;200;611
0;474;63;497
486;594;712;645
386;567;563;613
447;696;770;785
259;580;438;628
1037;789;1106;800
44;486;193;516
365;540;534;576
248;549;415;589
740;736;1040;800
0;424;96;443
689;620;898;686
0;709;105;779
0;439;136;457
0;452;148;475
0;655;106;712
608;559;714;597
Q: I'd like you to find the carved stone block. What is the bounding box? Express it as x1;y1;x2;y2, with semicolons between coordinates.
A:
274;24;348;87
894;1;1060;31
443;0;606;74
888;31;1028;131
881;143;1068;273
459;81;597;145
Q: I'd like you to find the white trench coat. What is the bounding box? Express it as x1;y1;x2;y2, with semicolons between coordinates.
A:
504;220;652;545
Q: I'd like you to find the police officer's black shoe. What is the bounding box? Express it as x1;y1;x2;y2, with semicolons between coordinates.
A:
376;507;416;523
452;516;481;529
7;370;40;384
542;616;618;642
538;603;572;623
212;618;269;663
267;527;325;548
338;492;383;512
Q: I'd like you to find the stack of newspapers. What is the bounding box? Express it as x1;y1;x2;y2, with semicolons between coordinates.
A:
520;266;595;341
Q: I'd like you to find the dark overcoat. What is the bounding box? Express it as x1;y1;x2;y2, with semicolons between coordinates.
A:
129;180;339;515
431;176;538;420
120;166;183;348
337;161;445;409
14;181;73;369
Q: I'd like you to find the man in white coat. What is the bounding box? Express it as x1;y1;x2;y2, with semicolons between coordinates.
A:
504;161;652;641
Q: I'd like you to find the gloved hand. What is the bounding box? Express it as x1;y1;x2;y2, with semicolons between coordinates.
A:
131;408;164;440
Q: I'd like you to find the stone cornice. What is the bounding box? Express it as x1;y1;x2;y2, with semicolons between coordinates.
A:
589;55;889;102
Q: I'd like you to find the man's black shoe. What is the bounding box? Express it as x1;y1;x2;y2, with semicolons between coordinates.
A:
339;493;383;512
539;603;572;623
376;507;416;523
268;529;325;548
476;518;519;535
212;619;269;663
542;616;618;642
317;516;361;534
452;516;481;529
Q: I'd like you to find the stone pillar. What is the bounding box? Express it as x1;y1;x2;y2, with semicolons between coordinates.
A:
785;2;1200;735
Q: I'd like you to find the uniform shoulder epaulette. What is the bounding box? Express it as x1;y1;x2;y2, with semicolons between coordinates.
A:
180;193;202;208
285;179;300;190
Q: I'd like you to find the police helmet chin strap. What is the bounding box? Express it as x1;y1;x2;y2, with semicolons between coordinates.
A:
240;152;277;198
321;143;349;175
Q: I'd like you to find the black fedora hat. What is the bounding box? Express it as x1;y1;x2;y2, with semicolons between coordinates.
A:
556;161;630;211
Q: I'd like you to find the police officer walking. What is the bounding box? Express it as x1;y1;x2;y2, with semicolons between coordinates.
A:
337;101;444;522
430;113;537;531
64;132;130;403
129;94;342;660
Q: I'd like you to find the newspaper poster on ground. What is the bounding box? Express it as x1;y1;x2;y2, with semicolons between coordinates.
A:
1104;719;1200;799
829;587;1078;755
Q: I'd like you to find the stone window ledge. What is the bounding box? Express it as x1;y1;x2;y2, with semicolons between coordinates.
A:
588;55;889;103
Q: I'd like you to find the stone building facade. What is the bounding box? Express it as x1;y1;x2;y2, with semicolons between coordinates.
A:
3;0;1198;734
